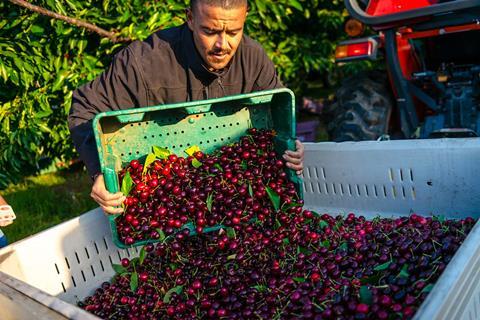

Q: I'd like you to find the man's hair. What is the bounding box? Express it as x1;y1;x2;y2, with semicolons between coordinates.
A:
190;0;248;13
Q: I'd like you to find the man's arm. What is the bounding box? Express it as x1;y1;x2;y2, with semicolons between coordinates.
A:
68;46;148;177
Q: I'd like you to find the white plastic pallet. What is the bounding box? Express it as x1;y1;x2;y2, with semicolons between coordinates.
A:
302;138;480;320
0;138;479;319
0;208;140;319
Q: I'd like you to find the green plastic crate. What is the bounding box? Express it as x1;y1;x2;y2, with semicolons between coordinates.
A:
93;88;303;248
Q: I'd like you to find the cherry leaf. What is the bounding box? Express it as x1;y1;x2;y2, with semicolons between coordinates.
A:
156;228;166;241
397;264;409;278
265;186;280;211
185;145;200;157
206;193;213;212
226;227;236;239
374;260;392;271
192;158;203;168
130;271;138;292
241;160;247;170
421;284;434;294
112;263;127;275
143;153;156;175
120;171;133;196
153;146;171;159
163;285;184;303
139;247;146;265
359;286;373;305
318;220;329;229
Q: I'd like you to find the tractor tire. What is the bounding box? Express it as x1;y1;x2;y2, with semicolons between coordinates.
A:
326;70;394;141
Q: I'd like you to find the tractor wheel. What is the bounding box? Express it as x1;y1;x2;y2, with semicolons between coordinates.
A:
326;70;395;141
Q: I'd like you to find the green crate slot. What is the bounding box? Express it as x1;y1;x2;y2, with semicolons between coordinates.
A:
93;88;303;248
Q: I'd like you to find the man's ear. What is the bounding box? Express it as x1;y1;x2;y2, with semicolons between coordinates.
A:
186;8;194;30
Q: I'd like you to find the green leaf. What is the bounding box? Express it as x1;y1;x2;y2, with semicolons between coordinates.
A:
275;218;281;229
319;220;329;229
421;284;434;294
282;238;290;245
139;247;146;265
112;263;127;274
253;285;267;292
248;183;253;197
226;227;236;239
227;254;237;260
320;240;330;248
156;228;166;241
163;285;184;303
293;277;306;283
241;160;247;170
282;201;303;212
297;246;312;255
338;242;348;252
265;186;280;211
374;260;392;271
214;163;223;172
130;257;139;266
103;0;110;12
397;264;409;278
185;145;200;157
143;153;156;175
30;25;45;35
34;109;53;119
121;171;133;196
359;286;373;305
130;272;138;292
255;0;267;12
153;146;171;159
289;0;303;11
206;193;213;212
192;158;203;168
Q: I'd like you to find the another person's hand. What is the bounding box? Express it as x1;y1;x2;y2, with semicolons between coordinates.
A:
91;174;125;215
283;139;304;175
0;205;15;227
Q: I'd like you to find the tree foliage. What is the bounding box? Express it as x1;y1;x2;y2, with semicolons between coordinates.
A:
0;0;349;188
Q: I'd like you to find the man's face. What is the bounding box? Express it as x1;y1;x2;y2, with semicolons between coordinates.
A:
187;3;247;71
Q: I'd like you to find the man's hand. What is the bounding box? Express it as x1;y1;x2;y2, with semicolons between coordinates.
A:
91;174;125;215
283;139;304;175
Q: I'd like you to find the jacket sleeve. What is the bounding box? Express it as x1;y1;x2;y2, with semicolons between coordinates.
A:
68;46;148;177
253;48;284;91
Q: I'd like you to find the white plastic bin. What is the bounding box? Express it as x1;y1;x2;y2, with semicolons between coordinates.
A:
1;138;479;319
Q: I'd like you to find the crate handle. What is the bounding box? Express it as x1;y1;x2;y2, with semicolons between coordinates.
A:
115;114;145;123
184;104;212;115
104;167;119;194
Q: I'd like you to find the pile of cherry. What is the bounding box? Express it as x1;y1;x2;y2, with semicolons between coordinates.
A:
115;128;295;245
80;129;476;319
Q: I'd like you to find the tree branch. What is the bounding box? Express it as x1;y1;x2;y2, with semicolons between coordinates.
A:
8;0;131;43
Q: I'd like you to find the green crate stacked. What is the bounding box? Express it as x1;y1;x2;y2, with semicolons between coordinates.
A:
93;88;303;248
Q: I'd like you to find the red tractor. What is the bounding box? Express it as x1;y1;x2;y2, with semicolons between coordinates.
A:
328;0;480;141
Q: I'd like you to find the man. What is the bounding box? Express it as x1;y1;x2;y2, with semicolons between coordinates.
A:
68;0;304;214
